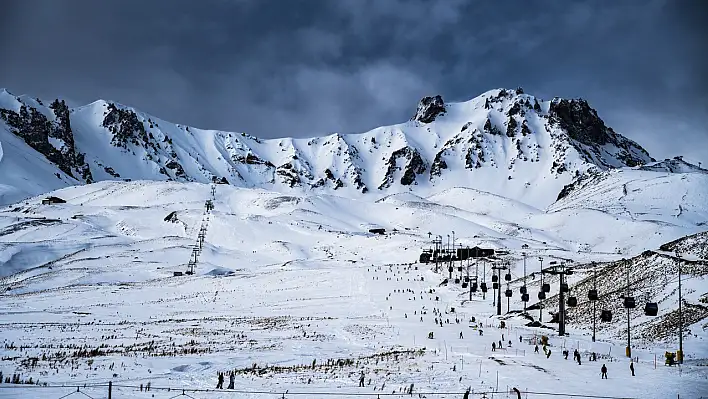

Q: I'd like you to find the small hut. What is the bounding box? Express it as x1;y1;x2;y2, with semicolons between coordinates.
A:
41;196;66;205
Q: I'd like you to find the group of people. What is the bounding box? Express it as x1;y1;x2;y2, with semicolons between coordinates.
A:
215;371;235;389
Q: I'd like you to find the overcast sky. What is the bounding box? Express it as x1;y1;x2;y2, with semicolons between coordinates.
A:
1;0;706;165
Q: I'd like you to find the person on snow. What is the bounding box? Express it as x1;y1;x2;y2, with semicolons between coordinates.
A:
227;371;235;389
479;329;483;336
534;344;539;353
492;342;496;351
359;371;365;387
498;340;503;349
459;331;464;339
563;349;569;360
519;336;523;343
502;334;504;341
601;364;608;379
630;361;635;376
546;349;552;359
216;372;224;389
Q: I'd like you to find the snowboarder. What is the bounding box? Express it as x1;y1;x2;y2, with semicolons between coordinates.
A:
216;372;224;389
479;329;483;336
359;371;365;387
227;371;235;389
492;342;496;351
601;364;608;379
630;361;635;376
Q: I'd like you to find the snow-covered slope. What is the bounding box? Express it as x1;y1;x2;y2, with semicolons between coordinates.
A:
0;180;705;398
0;87;655;208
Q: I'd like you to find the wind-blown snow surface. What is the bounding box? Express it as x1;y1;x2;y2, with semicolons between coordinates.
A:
0;181;706;398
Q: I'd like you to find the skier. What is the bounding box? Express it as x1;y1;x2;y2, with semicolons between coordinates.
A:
227;371;235;389
546;349;552;359
519;336;523;343
563;349;569;360
216;372;224;389
492;342;496;351
502;334;504;341
499;340;503;349
459;331;464;339
359;371;365;387
630;361;635;376
534;344;539;353
601;364;608;379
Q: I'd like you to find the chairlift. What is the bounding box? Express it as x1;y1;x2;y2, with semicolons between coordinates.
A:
492;275;499;283
520;285;527;294
480;283;488;293
458;266;463;272
454;278;460;284
493;282;499;290
542;283;551;293
538;291;546;300
567;296;578;307
464;276;470;282
505;273;512;281
471;282;478;292
623;296;636;309
505;289;513;298
644;302;658;316
462;282;468;288
588;289;598;301
600;310;612;322
560;283;569;293
521;293;529;302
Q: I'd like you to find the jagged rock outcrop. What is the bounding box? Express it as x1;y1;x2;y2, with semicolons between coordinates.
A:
0;99;92;182
549;98;654;167
379;147;427;189
412;95;446;123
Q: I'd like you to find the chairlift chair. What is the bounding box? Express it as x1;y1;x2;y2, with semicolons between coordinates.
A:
644;302;658;316
492;274;499;283
462;282;468;288
588;289;598;301
480;283;488;293
542;283;551;293
600;310;612;322
464;276;470;282
623;296;636;309
471;282;479;292
493;282;499;290
538;291;546;300
505;289;513;298
505;273;512;281
567;296;578;307
454;278;460;284
560;283;569;293
520;285;528;294
521;293;530;302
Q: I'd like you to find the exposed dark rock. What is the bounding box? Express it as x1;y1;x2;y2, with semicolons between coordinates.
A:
212;176;229;184
483;118;501;135
104;166;120;178
430;150;448;177
461;121;473;132
506;117;518;137
533;99;541;112
521;121;531;136
412;95;446;123
165;160;187;178
102;103;150;149
164;211;178;223
379;147;427;189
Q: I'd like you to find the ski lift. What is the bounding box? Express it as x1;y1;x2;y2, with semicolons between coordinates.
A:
520;285;527;294
567;296;578;307
600;310;612;322
462;281;468;288
464;276;470;282
505;289;513;298
588;289;598;301
521;293;529;302
471;282;479;292
623;296;636;309
505;272;512;281
481;283;488;293
458;266;463;272
560;283;569;293
454;278;460;284
644;302;658;316
542;283;551;293
538;291;546;300
492;274;499;283
493;282;499;290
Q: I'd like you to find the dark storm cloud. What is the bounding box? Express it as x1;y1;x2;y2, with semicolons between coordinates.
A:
1;0;706;164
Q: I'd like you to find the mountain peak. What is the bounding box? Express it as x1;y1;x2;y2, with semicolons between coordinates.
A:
412;95;446;123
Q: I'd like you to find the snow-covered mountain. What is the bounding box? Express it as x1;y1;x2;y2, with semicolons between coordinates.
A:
0;87;658;208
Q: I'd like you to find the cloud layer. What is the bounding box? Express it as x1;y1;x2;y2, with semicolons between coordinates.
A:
1;0;706;164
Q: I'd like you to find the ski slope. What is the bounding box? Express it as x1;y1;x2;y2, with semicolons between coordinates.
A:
0;180;705;398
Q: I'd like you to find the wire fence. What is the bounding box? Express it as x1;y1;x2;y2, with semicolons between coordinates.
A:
0;383;650;399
